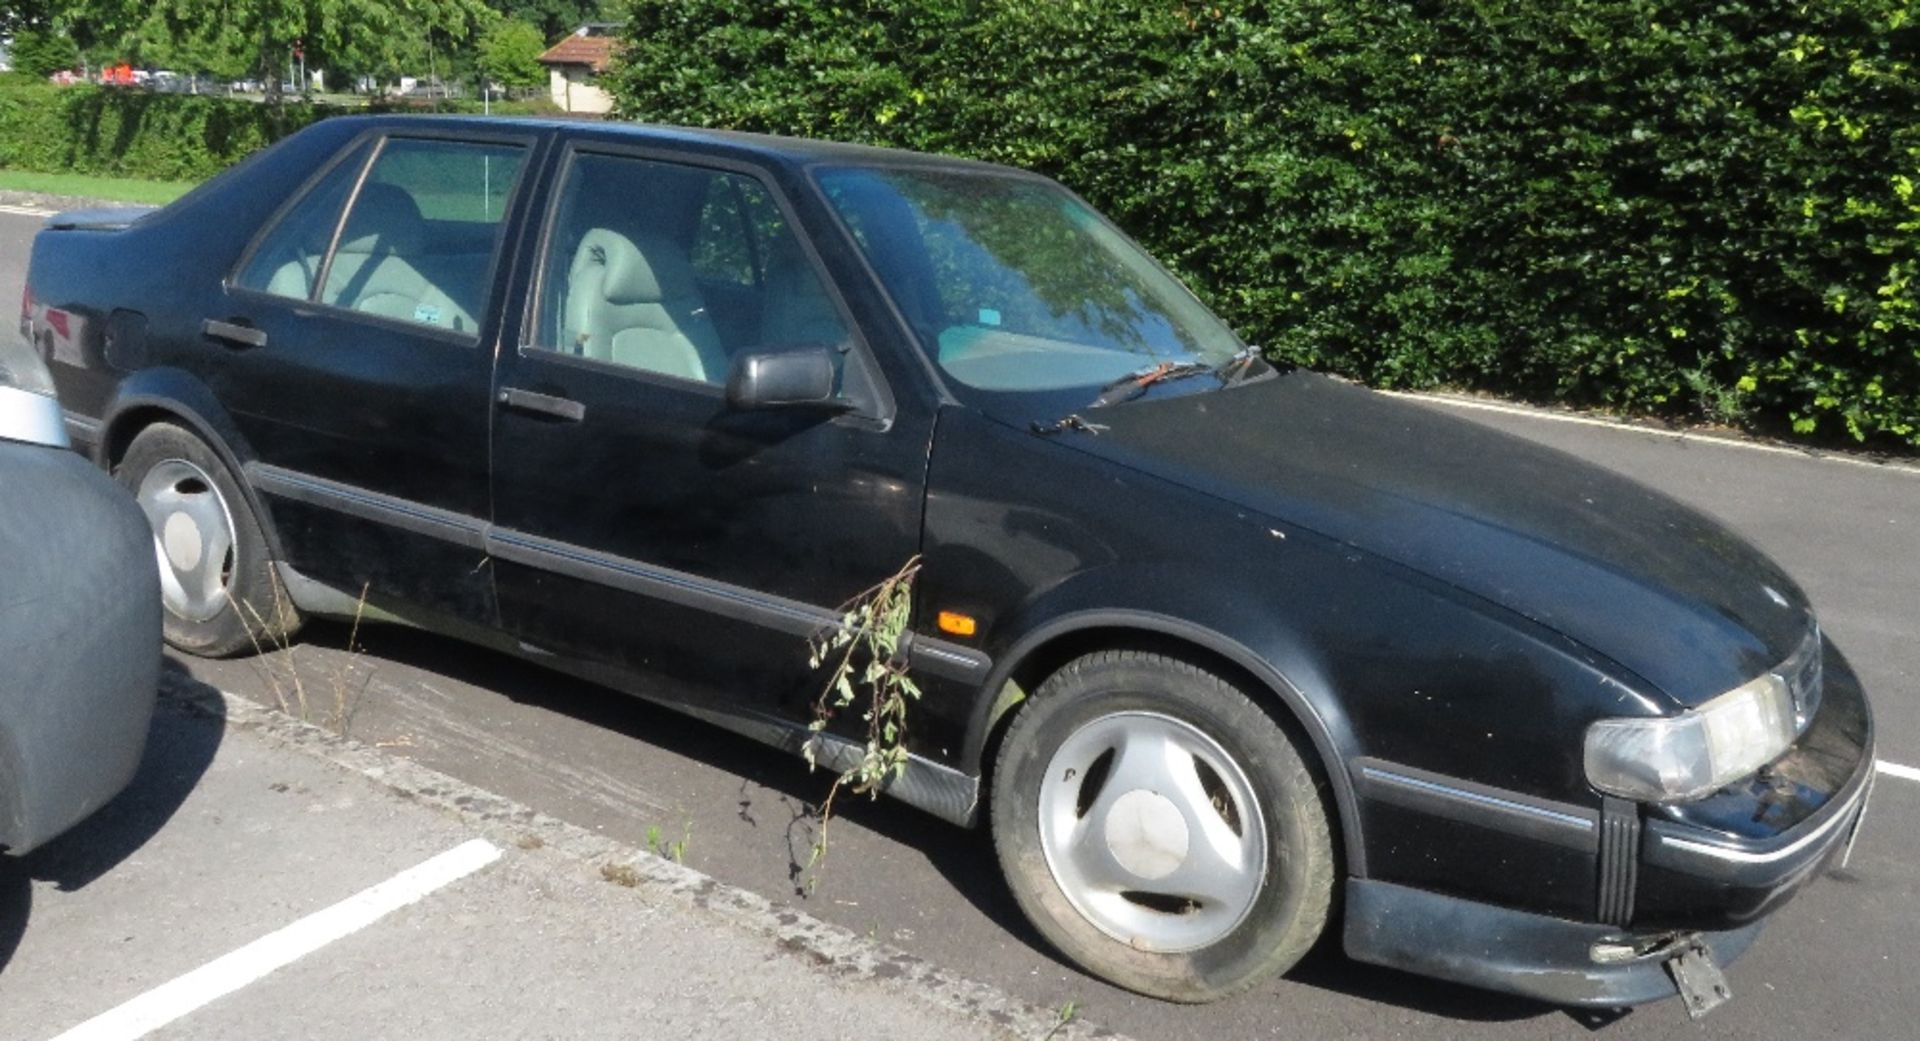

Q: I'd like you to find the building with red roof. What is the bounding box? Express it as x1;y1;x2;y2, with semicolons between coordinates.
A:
538;24;622;115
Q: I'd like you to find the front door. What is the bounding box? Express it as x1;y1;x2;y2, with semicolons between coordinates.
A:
488;146;929;723
217;131;534;623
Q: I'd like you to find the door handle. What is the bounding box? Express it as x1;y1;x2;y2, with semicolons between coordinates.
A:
203;318;267;350
498;387;586;422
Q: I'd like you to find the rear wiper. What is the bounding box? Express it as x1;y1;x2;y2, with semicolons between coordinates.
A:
1087;360;1215;409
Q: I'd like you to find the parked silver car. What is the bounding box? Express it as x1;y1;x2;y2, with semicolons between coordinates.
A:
2;301;158;854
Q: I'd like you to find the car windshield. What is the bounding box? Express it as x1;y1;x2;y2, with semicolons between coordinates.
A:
814;166;1246;406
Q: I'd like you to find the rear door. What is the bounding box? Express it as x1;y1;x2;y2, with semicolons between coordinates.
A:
486;143;929;723
216;130;536;622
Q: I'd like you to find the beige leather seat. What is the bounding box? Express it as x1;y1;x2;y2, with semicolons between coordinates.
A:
563;229;728;382
320;184;477;331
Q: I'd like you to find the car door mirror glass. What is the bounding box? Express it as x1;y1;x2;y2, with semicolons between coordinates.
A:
725;347;846;411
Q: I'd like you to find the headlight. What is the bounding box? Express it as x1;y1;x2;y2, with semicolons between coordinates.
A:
1;303;68;448
1584;631;1820;802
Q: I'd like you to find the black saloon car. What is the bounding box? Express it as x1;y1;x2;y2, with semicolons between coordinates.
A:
24;116;1874;1011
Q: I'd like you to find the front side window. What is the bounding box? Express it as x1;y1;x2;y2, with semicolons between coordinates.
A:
816;167;1245;399
317;137;526;333
530;152;850;386
234;142;371;300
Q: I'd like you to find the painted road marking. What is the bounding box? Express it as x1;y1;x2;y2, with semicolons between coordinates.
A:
0;204;54;217
44;838;502;1041
1388;391;1920;479
1879;760;1920;784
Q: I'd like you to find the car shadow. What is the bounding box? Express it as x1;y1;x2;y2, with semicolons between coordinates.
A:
306;620;1047;931
1284;943;1617;1026
290;619;1603;1028
0;660;224;974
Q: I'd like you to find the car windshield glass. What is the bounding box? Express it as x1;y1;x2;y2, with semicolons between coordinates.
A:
815;166;1245;400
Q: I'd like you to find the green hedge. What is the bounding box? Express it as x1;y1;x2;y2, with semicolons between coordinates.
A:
0;81;337;182
0;82;556;185
609;1;1920;447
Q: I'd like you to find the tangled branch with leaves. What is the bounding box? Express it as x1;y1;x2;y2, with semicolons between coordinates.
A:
801;555;922;887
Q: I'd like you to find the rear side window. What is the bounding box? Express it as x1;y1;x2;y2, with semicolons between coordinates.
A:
233;142;371;300
318;138;527;333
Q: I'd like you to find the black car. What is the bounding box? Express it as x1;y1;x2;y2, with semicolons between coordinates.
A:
25;116;1873;1012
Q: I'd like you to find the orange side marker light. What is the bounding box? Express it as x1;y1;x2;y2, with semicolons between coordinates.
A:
936;610;978;638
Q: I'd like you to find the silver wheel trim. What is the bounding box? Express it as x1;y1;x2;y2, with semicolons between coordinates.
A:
1036;710;1269;954
135;458;239;624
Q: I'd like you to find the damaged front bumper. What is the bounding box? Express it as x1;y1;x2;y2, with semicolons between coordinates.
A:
1342;878;1767;1009
1344;639;1876;1012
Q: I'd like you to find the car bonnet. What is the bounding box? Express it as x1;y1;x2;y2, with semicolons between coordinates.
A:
1028;370;1812;708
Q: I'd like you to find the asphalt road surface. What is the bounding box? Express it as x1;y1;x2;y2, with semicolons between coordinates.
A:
5;206;1916;1039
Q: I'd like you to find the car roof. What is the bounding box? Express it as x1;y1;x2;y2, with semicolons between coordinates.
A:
340;114;1036;178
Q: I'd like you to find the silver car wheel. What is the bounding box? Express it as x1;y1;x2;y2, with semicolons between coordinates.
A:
134;458;238;623
1036;711;1269;953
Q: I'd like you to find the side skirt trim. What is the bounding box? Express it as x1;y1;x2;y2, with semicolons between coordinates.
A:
665;697;981;827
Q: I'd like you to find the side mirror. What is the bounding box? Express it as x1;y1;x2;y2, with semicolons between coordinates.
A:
725;347;846;411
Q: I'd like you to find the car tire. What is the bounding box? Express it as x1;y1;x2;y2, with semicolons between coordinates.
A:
116;422;302;657
990;650;1335;1003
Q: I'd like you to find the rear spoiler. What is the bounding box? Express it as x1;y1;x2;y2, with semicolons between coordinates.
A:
45;206;159;231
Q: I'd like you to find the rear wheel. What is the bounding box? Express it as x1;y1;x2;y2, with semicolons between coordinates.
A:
990;650;1334;1002
116;422;301;657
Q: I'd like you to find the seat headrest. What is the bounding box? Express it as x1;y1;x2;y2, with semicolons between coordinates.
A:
337;182;425;255
577;229;697;306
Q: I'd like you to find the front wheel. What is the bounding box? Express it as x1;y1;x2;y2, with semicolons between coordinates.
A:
990;650;1335;1002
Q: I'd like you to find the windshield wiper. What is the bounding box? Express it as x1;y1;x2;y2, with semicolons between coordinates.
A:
1033;351;1272;436
1030;413;1111;436
1087;360;1216;409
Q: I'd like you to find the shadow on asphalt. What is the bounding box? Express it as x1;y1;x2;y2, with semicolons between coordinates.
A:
1286;945;1610;1027
0;661;224;973
289;618;1589;1028
305;617;1043;934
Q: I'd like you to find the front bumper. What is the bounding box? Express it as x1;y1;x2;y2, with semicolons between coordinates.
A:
1345;637;1875;1008
1630;635;1875;931
1344;878;1767;1008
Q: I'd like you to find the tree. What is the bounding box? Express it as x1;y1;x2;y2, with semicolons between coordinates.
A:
9;28;80;77
1;1;60;38
60;0;497;93
475;17;545;92
493;0;605;43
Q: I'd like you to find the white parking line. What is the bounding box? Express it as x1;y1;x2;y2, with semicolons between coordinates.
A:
1387;391;1920;479
0;203;54;217
1879;760;1920;784
44;838;501;1041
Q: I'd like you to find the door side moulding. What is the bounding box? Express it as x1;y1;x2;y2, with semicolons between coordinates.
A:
245;462;488;550
485;526;990;683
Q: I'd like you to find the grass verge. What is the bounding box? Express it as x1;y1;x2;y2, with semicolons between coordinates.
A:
0;169;200;206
